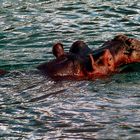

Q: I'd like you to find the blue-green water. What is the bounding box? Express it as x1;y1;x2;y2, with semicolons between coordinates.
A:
0;0;140;139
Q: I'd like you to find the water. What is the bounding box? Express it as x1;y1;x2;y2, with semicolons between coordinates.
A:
0;0;140;139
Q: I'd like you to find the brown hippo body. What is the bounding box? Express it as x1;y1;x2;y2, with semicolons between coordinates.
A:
37;35;140;80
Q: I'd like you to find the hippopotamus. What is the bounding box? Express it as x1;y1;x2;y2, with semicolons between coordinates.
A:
37;34;140;80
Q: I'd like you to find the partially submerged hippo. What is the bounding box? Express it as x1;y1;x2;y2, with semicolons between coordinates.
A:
0;69;7;75
37;34;140;80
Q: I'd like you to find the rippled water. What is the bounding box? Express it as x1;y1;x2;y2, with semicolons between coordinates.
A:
0;0;140;139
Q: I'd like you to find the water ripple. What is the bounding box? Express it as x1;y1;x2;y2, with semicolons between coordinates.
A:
0;0;140;139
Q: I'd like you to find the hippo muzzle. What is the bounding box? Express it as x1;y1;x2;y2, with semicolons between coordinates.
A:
125;38;140;63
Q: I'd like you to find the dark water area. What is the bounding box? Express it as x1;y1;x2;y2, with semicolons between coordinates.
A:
0;0;140;139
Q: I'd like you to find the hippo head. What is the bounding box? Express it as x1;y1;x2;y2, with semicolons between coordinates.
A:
37;34;140;80
96;35;140;71
37;54;86;80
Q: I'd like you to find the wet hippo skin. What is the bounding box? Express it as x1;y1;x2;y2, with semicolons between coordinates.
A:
37;34;140;80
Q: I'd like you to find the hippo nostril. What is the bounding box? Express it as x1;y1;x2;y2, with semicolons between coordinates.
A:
113;34;128;41
125;39;132;46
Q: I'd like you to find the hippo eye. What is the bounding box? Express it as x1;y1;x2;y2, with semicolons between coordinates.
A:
124;48;134;55
125;39;132;46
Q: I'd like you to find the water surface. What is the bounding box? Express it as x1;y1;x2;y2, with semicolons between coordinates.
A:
0;0;140;139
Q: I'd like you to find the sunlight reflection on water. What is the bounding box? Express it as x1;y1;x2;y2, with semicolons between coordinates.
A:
0;0;140;139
